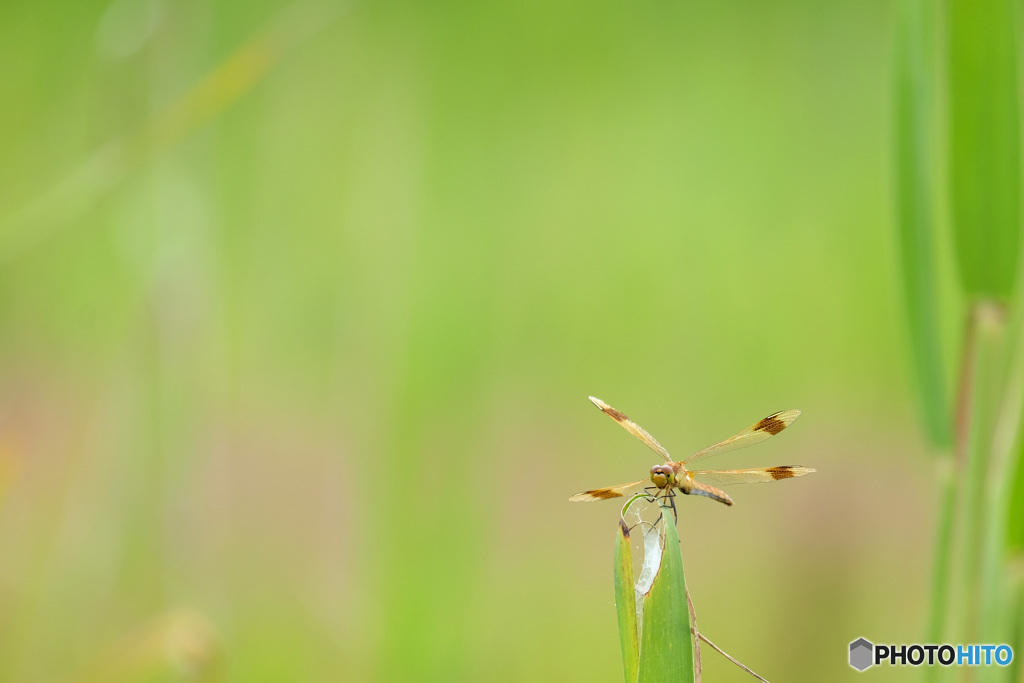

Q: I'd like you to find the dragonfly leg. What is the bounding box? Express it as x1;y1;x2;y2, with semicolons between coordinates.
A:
649;488;671;529
639;486;677;530
650;509;663;529
627;519;659;535
665;487;678;523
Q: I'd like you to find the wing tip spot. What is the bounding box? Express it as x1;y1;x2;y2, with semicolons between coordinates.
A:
569;488;624;502
767;465;815;480
767;466;796;479
754;410;800;436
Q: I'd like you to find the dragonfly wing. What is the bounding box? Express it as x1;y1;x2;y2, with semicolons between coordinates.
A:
683;409;801;466
589;396;671;462
690;466;815;487
569;479;648;502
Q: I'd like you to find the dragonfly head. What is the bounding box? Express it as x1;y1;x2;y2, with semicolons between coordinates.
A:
649;464;676;489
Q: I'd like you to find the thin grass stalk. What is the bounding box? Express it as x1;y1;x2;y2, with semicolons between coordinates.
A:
1003;282;1024;659
1010;451;1024;559
1008;419;1024;596
690;630;769;683
685;588;701;683
1007;563;1024;683
956;303;1007;662
1008;457;1024;683
978;294;1024;682
926;305;980;683
975;305;1024;681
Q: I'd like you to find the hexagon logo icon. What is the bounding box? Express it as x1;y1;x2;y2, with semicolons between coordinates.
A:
850;638;874;671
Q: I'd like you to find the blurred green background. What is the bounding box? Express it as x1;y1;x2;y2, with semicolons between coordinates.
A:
0;0;950;680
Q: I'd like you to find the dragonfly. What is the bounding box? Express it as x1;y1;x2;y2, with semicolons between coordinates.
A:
570;397;814;513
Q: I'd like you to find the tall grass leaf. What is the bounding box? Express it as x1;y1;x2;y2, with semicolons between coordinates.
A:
614;517;640;683
636;510;694;683
948;0;1021;299
895;0;951;449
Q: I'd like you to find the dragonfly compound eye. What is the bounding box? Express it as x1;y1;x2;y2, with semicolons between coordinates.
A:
650;466;670;488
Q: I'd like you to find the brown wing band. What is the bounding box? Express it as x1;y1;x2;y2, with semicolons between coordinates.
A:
753;413;789;436
766;466;798;480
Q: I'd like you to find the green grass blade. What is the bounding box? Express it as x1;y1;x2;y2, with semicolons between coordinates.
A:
637;511;694;683
948;0;1021;299
614;517;640;683
895;0;951;449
